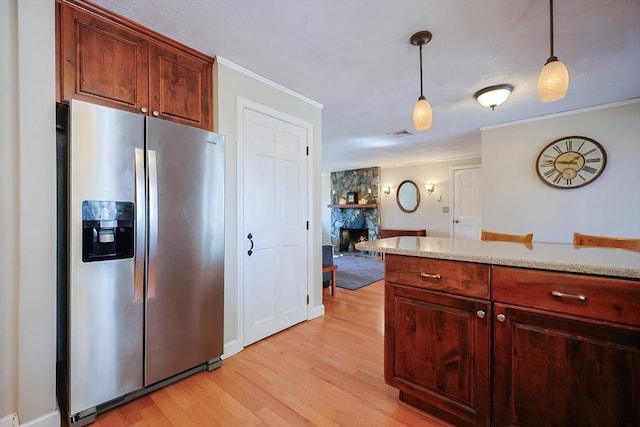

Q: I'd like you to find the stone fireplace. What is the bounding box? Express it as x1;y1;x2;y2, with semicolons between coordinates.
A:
329;167;380;252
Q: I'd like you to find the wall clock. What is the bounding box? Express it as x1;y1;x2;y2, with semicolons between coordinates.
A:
536;136;607;189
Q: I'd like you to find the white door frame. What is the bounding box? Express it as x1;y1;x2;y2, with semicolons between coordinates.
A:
449;164;482;238
235;96;314;351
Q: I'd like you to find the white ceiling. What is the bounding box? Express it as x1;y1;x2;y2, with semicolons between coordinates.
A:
92;0;640;173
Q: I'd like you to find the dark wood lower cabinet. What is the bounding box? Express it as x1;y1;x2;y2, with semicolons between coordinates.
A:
384;258;640;426
493;303;640;427
385;283;491;427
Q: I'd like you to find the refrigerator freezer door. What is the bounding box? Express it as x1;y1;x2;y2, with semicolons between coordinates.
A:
68;100;145;415
144;117;225;385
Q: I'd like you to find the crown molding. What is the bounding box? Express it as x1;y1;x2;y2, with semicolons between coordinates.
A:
216;56;323;110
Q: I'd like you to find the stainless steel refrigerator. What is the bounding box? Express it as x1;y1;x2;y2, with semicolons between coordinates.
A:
57;99;224;426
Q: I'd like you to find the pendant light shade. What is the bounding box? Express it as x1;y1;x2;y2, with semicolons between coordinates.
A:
537;58;569;102
410;31;433;131
413;96;433;131
538;0;569;102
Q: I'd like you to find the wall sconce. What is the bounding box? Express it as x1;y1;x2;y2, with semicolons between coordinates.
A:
382;186;391;196
425;183;435;194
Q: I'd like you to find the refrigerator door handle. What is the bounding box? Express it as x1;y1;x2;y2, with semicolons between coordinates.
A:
134;148;145;302
148;149;158;299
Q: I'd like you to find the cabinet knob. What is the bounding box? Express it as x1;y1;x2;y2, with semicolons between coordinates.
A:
476;310;486;318
497;314;506;322
152;110;160;117
454;219;459;223
140;107;148;113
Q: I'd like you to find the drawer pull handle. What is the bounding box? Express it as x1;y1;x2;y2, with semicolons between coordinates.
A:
551;290;587;302
420;273;441;279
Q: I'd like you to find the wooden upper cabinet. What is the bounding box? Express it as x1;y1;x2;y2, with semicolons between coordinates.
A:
59;5;149;113
57;0;214;130
149;44;212;130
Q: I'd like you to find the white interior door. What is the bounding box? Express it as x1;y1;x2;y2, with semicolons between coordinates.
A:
451;166;482;239
242;106;308;346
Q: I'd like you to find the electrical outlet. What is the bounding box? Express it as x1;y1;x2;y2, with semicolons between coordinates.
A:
442;207;449;213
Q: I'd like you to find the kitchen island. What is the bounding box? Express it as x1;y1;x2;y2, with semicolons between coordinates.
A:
356;236;640;427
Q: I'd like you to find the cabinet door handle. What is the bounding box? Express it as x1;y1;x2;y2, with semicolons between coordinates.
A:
152;110;160;117
551;290;587;301
476;310;486;318
497;314;506;322
420;272;441;279
140;107;148;113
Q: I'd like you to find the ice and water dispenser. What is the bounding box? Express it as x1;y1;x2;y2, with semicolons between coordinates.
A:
82;201;134;262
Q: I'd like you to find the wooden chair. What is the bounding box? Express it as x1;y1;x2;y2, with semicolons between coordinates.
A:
573;232;640;252
481;230;534;249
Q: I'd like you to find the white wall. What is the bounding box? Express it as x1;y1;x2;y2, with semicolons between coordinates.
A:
321;174;332;243
214;58;323;358
380;158;481;237
482;100;640;243
0;1;59;426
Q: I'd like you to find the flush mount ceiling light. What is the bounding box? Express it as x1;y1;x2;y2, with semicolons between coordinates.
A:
410;31;433;131
537;0;569;102
474;84;514;110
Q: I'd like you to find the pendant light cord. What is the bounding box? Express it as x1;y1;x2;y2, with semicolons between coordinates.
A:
419;44;424;98
549;0;555;58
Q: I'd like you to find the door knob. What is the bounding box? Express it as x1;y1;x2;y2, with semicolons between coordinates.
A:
247;233;254;256
454;219;459;223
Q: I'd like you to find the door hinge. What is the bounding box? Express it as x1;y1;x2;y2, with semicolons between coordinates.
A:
306;146;309;156
306;221;309;230
306;295;309;305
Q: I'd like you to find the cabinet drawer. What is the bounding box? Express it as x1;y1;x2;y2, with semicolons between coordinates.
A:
492;266;640;325
385;254;489;298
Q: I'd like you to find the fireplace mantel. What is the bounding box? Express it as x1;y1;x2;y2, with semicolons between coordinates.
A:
327;204;378;209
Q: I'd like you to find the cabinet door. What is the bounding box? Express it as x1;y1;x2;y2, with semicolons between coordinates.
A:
385;283;490;427
149;44;213;130
59;4;149;113
493;303;640;427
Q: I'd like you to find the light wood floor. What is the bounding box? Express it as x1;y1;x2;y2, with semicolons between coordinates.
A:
93;281;451;426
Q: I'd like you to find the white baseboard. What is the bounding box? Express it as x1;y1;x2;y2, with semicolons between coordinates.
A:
0;414;18;427
308;304;325;320
1;411;60;427
222;339;243;360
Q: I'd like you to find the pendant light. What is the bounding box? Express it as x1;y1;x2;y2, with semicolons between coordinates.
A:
410;31;433;131
537;0;569;102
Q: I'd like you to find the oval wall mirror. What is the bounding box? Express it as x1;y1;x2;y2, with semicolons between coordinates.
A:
396;180;421;213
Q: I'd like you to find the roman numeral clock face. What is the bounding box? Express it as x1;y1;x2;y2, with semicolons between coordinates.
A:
536;136;607;189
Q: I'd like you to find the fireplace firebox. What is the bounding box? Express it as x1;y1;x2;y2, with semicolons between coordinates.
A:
339;227;368;252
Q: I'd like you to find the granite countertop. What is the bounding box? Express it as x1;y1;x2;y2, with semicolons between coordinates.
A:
356;236;640;279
